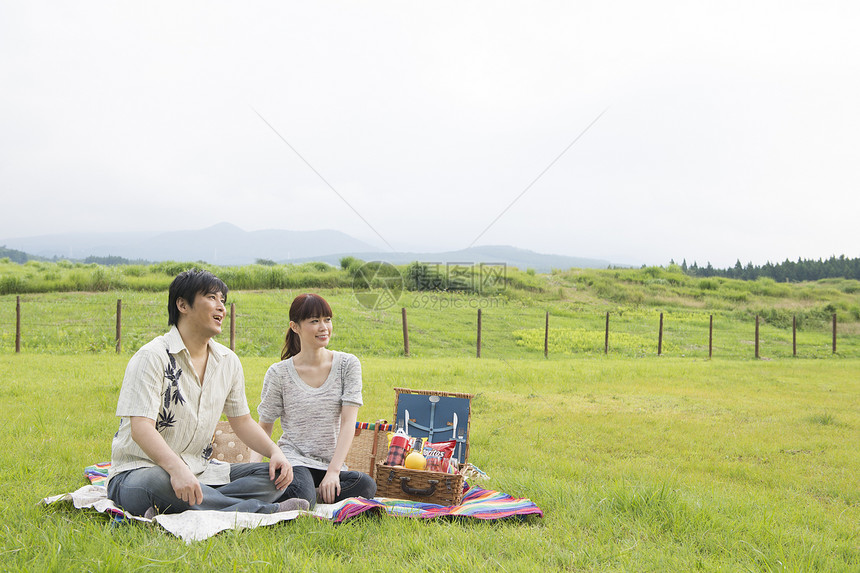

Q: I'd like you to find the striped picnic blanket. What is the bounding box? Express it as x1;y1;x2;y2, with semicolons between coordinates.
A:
85;462;110;487
328;484;543;522
82;462;542;524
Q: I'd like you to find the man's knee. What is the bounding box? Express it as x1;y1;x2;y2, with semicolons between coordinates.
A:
108;466;176;516
116;465;173;491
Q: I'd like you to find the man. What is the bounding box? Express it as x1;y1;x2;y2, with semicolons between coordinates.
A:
107;269;307;517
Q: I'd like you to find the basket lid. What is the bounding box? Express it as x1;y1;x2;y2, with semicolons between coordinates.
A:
392;387;472;464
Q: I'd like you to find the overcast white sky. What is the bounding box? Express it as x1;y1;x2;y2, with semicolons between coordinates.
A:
1;1;858;268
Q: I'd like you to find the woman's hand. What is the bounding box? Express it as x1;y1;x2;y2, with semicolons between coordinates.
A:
318;470;341;504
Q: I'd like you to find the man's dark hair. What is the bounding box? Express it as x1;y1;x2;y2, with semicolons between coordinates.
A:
167;269;229;326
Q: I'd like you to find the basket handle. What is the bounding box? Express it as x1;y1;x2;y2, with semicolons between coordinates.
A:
368;419;388;479
398;477;439;497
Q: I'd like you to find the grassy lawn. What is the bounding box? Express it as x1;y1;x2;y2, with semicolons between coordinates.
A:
1;354;857;571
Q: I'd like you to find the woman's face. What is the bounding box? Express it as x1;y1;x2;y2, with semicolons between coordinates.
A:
291;315;332;350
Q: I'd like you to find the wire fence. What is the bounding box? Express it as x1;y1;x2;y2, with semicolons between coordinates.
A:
1;291;857;360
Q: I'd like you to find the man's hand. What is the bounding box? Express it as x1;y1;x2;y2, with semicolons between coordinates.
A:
228;414;294;488
169;464;204;506
318;470;341;504
268;449;293;489
130;416;204;506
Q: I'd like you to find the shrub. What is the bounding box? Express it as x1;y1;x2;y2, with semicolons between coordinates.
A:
123;265;145;278
342;258;366;278
340;256;359;270
153;261;196;276
0;275;24;295
301;262;332;273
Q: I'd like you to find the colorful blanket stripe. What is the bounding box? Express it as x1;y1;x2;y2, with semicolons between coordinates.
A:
85;462;111;487
85;463;542;523
328;485;543;522
355;421;393;431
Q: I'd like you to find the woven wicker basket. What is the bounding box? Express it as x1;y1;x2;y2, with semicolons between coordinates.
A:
210;420;391;478
343;421;391;478
375;463;466;505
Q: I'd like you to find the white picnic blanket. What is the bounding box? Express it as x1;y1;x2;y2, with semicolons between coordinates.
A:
41;485;346;543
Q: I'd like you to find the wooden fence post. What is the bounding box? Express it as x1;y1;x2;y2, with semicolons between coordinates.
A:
401;307;410;356
832;313;837;354
658;312;664;356
476;308;482;358
544;311;549;358
708;314;713;359
604;311;609;354
230;303;236;351
792;315;797;357
15;296;21;353
755;315;760;359
115;299;122;354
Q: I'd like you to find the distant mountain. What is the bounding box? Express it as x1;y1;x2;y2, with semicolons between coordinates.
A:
3;231;158;260
0;222;381;265
1;224;616;271
290;245;612;273
0;245;50;263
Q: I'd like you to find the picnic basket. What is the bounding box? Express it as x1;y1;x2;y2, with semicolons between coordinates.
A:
343;421;392;478
374;387;474;506
210;420;392;479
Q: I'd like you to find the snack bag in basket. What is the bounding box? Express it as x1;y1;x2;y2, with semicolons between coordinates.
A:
421;440;456;472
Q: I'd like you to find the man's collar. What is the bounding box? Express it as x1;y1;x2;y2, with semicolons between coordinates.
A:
164;326;188;355
165;326;229;358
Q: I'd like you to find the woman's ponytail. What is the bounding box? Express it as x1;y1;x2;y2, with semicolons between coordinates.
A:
281;328;301;360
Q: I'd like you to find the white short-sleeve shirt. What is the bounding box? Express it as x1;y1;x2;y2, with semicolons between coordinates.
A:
108;326;250;485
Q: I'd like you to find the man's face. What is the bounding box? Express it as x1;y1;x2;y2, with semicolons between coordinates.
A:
179;290;226;338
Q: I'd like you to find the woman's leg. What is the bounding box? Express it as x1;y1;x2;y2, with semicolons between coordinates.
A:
277;466;318;507
334;471;377;502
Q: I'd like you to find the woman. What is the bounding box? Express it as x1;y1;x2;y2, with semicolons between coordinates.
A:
251;293;376;506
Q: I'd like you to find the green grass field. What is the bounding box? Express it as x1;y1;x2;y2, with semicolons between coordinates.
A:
1;354;857;571
1;264;858;570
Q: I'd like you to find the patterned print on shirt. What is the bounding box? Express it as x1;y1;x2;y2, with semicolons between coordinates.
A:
157;350;185;431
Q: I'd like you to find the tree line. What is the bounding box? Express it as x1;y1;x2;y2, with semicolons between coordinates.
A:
673;255;860;281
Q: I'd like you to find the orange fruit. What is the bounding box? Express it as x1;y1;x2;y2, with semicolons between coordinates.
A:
404;451;426;470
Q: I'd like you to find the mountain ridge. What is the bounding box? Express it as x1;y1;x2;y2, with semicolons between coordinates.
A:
1;223;616;271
